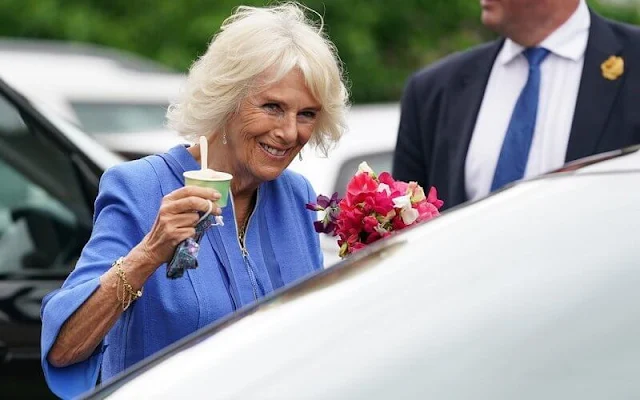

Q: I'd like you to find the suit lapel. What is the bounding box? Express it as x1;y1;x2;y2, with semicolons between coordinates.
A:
566;11;623;162
447;40;504;206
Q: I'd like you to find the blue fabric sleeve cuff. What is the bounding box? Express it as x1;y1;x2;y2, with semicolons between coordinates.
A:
40;277;104;400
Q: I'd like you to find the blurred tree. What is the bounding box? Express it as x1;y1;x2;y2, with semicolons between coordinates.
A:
0;0;637;103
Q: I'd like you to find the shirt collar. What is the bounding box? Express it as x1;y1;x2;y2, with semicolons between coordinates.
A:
498;0;590;65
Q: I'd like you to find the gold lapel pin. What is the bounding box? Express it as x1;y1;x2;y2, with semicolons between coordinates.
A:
601;55;624;80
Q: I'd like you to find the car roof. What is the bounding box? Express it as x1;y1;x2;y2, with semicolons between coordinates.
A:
0;38;186;104
0;38;174;73
86;145;640;399
0;60;185;100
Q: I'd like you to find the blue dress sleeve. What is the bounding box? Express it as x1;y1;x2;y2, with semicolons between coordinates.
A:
40;161;158;399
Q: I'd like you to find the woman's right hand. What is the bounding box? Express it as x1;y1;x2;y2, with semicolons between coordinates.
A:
141;186;222;266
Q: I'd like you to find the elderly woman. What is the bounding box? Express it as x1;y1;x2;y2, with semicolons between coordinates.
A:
40;3;349;398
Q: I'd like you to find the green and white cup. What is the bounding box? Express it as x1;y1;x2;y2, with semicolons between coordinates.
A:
183;170;233;208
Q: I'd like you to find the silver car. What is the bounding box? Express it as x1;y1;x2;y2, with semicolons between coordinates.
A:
87;145;640;400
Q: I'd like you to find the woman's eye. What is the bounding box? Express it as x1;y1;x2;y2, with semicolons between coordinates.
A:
299;110;317;120
263;103;281;112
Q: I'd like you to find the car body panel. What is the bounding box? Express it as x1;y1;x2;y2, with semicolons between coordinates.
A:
88;147;640;400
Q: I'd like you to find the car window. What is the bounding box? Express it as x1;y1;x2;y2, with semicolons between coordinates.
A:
71;101;169;134
333;151;393;196
0;94;26;134
0;93;91;273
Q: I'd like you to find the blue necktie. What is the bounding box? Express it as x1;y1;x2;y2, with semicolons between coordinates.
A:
491;47;550;192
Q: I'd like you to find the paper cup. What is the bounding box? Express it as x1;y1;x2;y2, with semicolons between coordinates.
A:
183;170;233;207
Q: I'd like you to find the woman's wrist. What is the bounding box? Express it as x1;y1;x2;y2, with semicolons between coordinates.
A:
123;240;162;287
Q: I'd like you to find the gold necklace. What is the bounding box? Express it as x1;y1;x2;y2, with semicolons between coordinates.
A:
238;218;249;245
237;192;257;248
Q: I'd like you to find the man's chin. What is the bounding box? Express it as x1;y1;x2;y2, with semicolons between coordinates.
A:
480;12;502;32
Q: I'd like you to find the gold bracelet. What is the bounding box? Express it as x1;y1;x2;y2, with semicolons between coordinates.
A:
113;257;143;311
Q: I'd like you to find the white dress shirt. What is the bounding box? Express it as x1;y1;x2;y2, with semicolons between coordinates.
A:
465;0;590;201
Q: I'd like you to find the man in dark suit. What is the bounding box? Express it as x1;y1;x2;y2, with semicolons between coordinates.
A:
392;0;640;210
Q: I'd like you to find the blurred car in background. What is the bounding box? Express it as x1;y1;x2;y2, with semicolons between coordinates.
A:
0;77;122;398
85;145;640;400
0;38;187;159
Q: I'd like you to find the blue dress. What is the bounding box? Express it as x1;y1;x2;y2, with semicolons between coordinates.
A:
40;145;323;399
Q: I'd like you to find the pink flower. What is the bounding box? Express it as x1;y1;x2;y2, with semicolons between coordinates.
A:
415;201;440;222
335;204;364;238
391;215;407;231
350;242;366;253
365;230;382;244
363;215;379;233
426;187;444;209
307;163;444;259
345;172;378;207
368;191;396;216
393;181;409;195
377;172;395;187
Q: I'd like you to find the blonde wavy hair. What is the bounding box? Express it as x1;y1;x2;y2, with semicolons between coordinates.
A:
166;2;350;156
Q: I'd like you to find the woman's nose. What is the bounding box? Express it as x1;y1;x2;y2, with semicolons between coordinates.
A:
275;112;297;141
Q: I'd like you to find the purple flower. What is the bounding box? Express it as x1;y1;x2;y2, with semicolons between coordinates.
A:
307;192;342;235
306;192;341;211
315;194;333;209
314;220;336;234
306;203;321;211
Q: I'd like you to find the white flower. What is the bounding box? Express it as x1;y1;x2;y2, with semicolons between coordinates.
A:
392;194;412;209
374;225;388;235
357;161;375;175
400;208;419;225
393;194;419;225
377;183;391;195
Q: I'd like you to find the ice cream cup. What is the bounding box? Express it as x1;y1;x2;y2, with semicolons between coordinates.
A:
183;170;233;207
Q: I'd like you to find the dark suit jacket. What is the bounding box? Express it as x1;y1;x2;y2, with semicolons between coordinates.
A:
392;10;640;211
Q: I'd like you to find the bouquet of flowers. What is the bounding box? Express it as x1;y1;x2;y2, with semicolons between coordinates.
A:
306;162;444;258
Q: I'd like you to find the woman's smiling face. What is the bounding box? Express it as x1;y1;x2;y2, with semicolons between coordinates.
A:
225;68;321;184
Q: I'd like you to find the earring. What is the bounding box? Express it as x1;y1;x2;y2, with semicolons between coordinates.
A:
298;152;303;161
222;132;227;145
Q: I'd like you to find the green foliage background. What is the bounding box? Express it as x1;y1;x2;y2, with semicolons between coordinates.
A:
0;0;638;103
